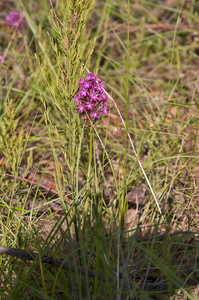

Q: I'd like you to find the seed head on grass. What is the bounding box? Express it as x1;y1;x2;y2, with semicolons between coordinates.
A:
74;72;109;124
5;11;24;30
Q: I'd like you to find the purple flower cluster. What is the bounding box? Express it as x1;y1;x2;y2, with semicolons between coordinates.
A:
74;73;109;120
5;11;24;30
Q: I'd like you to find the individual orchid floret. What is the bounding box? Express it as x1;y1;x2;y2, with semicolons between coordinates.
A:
5;11;24;30
77;104;85;113
74;96;82;103
86;72;96;81
78;78;85;85
86;103;93;110
74;72;109;124
77;89;87;97
91;111;99;119
0;55;3;64
91;93;99;101
101;106;109;115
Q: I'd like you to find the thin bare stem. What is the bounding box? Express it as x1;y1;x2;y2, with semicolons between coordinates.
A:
49;0;66;29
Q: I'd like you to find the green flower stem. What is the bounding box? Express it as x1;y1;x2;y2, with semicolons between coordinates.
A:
82;125;93;235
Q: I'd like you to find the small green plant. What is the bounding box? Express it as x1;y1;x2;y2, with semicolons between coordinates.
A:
0;101;24;175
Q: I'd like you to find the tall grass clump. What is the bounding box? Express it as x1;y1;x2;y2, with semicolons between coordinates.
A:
1;0;199;299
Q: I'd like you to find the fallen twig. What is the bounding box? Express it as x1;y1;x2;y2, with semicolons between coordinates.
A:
0;245;198;292
0;171;71;204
